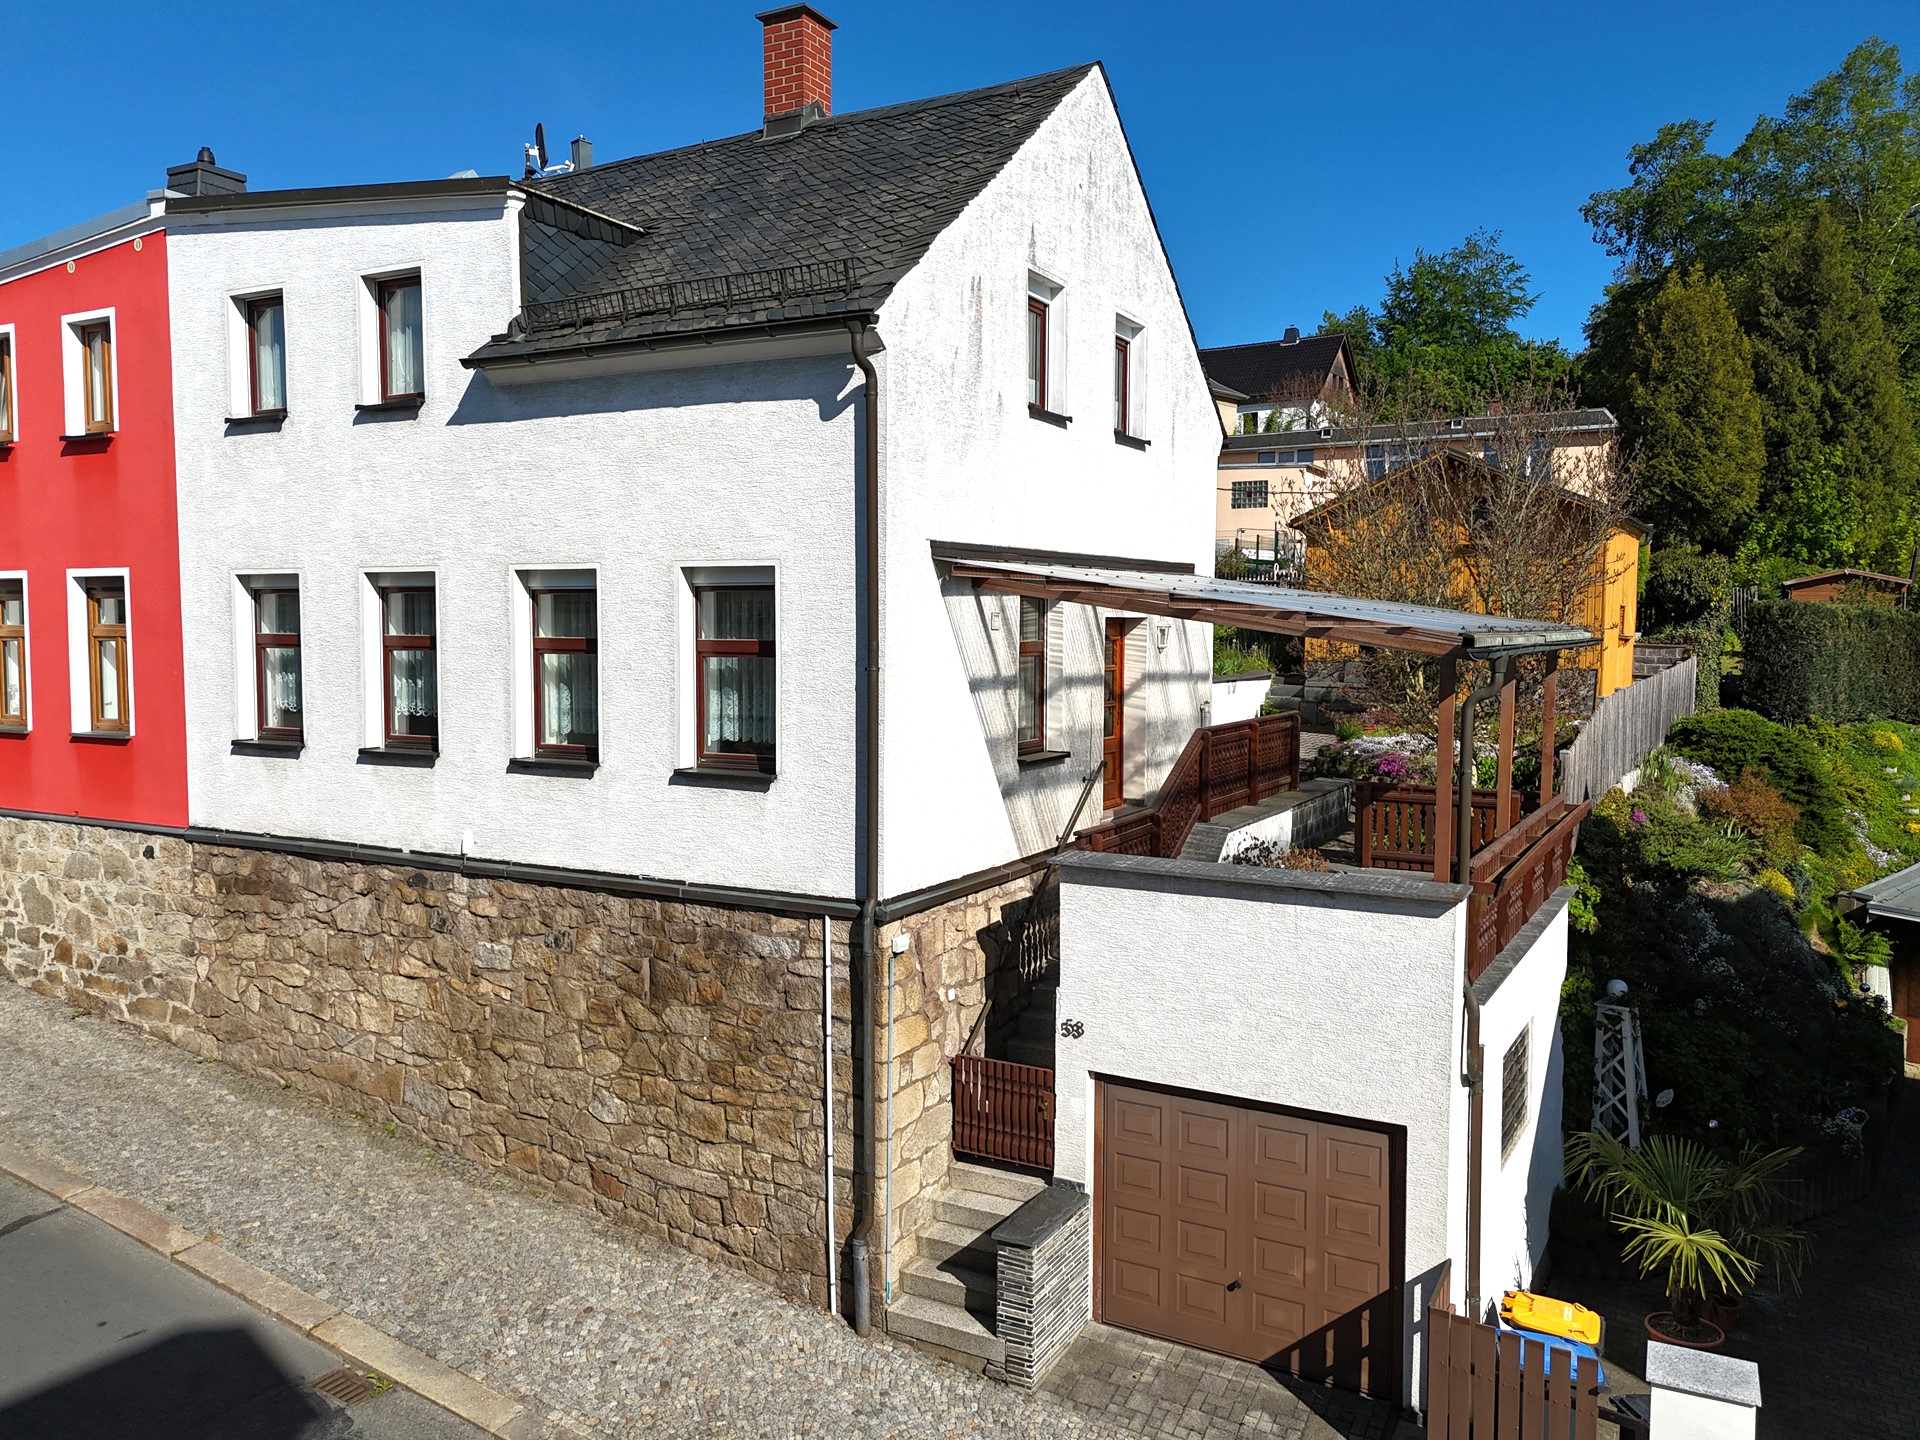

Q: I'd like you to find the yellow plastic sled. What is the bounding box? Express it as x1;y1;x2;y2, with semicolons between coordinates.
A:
1499;1289;1604;1348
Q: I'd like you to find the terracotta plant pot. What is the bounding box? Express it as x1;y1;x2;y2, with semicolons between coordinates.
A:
1644;1311;1725;1349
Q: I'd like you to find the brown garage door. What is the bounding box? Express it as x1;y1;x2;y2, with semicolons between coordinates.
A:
1099;1081;1401;1398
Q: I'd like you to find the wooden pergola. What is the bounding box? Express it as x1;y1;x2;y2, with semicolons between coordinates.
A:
937;546;1595;889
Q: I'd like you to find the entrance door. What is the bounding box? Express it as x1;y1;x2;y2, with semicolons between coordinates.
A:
1099;1081;1401;1398
1894;956;1920;1064
1103;620;1127;810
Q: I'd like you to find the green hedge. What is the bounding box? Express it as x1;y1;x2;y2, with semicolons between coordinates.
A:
1742;600;1920;723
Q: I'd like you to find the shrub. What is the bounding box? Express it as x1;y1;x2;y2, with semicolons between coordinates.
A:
1741;600;1920;724
1699;768;1802;863
1230;841;1331;872
1213;643;1267;677
1668;710;1851;856
1756;867;1797;905
1643;545;1733;635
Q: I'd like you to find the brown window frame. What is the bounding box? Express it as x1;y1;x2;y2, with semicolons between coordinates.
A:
85;580;129;733
246;295;286;416
531;587;597;761
377;276;424;403
0;578;26;728
1017;597;1046;754
0;333;14;443
381;587;438;750
694;584;776;774
1027;297;1049;411
1500;1025;1531;1160
79;321;114;434
253;587;302;741
1113;333;1130;437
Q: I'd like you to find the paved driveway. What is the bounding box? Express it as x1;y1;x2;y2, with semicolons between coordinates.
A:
0;1171;486;1440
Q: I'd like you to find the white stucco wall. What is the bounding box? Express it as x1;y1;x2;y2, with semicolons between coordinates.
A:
875;70;1221;896
1472;897;1571;1310
166;195;860;894
1208;671;1271;727
1053;852;1470;1406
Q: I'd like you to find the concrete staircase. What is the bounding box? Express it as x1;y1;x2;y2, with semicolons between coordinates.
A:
1003;983;1056;1069
888;1161;1048;1372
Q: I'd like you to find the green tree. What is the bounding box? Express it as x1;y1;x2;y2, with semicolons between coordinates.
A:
1617;269;1766;550
1320;231;1574;415
1746;209;1919;565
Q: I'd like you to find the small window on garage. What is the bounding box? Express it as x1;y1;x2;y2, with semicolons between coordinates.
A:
1500;1025;1531;1161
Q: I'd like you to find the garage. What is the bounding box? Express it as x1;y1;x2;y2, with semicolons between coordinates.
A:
1097;1080;1404;1398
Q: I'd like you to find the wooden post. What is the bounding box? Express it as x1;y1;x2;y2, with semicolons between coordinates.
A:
1433;654;1458;883
1539;654;1559;800
1494;658;1516;837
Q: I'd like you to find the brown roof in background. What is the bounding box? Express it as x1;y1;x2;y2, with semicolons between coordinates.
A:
1780;568;1910;591
1199;333;1351;400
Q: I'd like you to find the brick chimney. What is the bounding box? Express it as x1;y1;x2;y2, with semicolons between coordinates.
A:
758;5;836;130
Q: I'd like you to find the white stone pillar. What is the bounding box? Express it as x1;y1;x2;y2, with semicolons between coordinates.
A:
1646;1341;1761;1439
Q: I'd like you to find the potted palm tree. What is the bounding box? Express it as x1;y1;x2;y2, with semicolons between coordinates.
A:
1565;1132;1808;1348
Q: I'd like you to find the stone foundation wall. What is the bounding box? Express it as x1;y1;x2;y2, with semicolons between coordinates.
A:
874;871;1046;1295
0;816;854;1304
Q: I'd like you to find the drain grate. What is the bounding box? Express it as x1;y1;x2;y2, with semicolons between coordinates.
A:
310;1366;375;1406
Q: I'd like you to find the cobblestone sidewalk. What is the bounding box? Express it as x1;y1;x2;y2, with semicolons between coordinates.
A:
0;984;1118;1439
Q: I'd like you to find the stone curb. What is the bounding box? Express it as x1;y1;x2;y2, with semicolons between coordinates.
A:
0;1140;586;1439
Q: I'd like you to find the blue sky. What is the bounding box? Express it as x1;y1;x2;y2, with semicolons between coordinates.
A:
5;1;1915;349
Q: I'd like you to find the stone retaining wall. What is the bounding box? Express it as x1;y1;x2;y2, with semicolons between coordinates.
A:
0;816;854;1304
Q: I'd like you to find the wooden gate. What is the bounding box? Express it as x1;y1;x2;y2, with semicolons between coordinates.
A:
952;1055;1055;1170
1426;1303;1600;1439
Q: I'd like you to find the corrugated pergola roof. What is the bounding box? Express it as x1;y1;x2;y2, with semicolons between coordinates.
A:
1851;861;1920;924
936;546;1596;658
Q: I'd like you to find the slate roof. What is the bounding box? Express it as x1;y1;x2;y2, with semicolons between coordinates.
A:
1219;407;1618;453
1199;334;1352;402
468;64;1097;365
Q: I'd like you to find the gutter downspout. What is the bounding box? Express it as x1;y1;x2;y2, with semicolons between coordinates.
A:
845;320;882;1337
1456;656;1508;1326
822;914;836;1315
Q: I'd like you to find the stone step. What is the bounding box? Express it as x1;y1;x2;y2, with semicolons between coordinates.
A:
887;1293;1005;1365
933;1185;1028;1233
1004;1039;1053;1068
901;1253;996;1309
948;1160;1049;1204
914;1219;999;1270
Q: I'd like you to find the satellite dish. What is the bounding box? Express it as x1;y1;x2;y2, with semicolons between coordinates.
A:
535;123;549;170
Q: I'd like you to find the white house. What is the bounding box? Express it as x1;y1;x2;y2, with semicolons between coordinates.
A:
0;7;1592;1420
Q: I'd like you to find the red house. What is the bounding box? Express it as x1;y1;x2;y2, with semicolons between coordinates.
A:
0;182;194;826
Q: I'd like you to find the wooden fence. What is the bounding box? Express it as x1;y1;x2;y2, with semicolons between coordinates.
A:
1557;655;1698;804
1353;783;1524;871
1426;1303;1601;1440
952;1055;1055;1171
1075;712;1300;859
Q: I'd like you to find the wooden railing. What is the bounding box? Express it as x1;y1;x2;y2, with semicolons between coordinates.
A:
1353;782;1525;871
1466;798;1591;982
952;1054;1055;1171
1075;712;1301;859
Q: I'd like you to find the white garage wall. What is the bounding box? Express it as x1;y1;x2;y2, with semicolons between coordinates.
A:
1053;850;1471;1407
1472;894;1572;1310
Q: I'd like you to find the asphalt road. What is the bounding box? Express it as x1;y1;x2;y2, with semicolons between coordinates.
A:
0;1171;488;1440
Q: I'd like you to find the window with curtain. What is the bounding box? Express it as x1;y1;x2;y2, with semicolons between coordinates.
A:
1017;597;1045;752
533;588;597;757
80;321;113;434
254;588;302;739
86;580;129;732
0;579;25;727
379;277;423;400
0;335;14;443
1026;298;1048;410
248;296;286;414
382;588;436;747
696;586;774;772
